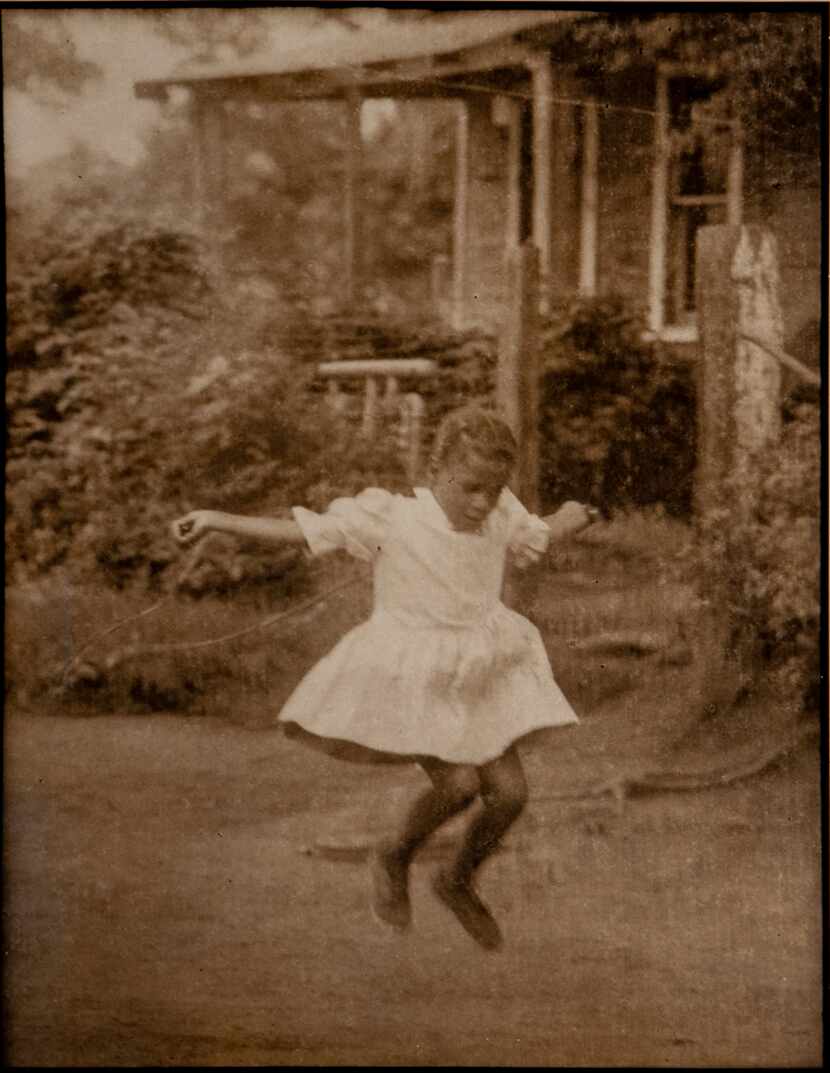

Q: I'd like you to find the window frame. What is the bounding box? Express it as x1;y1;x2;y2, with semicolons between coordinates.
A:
646;63;743;343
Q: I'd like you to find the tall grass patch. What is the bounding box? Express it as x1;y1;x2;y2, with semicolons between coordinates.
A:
8;557;371;721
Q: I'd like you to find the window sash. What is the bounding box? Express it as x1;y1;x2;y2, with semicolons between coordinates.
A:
648;67;743;339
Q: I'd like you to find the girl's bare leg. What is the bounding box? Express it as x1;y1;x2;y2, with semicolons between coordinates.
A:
433;747;528;950
370;760;480;929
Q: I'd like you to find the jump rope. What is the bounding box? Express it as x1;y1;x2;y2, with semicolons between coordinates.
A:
61;507;602;688
59;529;365;688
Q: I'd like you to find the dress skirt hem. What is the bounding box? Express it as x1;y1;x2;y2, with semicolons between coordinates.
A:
279;487;581;766
279;718;577;768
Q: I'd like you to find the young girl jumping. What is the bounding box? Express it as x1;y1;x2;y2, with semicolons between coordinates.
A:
172;405;596;951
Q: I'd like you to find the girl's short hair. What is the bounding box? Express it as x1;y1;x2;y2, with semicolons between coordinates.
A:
430;405;518;474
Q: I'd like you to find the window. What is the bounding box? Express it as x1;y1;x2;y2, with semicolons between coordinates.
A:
649;67;743;341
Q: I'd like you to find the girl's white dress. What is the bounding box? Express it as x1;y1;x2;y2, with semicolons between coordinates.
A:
278;486;579;765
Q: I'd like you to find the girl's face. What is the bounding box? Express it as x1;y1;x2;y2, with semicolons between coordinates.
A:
432;451;511;533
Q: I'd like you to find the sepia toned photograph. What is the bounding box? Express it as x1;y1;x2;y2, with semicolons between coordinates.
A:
4;3;824;1066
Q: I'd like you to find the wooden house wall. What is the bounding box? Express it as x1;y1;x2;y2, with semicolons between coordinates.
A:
457;66;819;356
593;72;656;316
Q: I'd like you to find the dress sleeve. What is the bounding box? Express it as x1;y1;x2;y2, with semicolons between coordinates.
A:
292;487;395;562
499;487;551;568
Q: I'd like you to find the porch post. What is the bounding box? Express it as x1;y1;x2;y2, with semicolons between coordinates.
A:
695;224;783;527
579;99;599;297
405;99;431;197
648;72;670;334
344;88;363;307
503;96;522;255
191;90;227;267
452;99;470;329
694;224;783;711
529;53;552;314
191;92;209;231
498;242;541;510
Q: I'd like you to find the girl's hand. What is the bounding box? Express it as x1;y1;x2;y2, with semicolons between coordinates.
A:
559;501;593;528
544;501;600;541
171;510;216;547
584;505;601;525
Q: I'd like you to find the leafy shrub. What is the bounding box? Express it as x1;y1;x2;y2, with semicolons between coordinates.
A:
537;296;696;516
6;203;215;584
7;203;212;371
8;282;702;595
718;403;821;709
2;200;398;592
6;337;408;593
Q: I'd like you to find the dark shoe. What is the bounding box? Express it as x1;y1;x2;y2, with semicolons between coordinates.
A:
369;848;411;931
432;869;503;951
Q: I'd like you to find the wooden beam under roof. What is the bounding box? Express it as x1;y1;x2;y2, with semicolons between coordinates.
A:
136;30;549;103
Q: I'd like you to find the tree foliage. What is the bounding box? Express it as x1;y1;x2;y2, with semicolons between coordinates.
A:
146;7;272;61
2;10;102;105
565;10;822;155
146;5;433;64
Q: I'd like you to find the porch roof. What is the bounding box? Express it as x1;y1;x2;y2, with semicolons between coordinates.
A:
135;10;589;102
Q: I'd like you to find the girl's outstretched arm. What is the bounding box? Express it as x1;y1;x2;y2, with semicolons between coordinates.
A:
171;510;305;548
503;501;597;614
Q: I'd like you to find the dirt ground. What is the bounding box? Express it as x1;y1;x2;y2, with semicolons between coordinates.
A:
3;678;822;1066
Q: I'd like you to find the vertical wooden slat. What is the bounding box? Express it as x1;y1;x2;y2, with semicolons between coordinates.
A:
498;242;541;510
529;53;552;314
361;376;378;438
344;88;363;307
671;209;689;323
452;100;469;329
405;100;431;197
430;254;450;309
504;96;522;257
191;93;209;231
400;393;425;482
648;72;670;334
192;91;227;270
578;99;599;296
550;67;579;298
209;99;228;208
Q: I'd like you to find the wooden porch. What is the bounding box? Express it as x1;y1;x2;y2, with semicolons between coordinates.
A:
134;10;592;329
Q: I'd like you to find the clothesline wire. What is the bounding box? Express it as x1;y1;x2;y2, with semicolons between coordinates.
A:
202;60;819;160
417;73;819;159
241;53;815;159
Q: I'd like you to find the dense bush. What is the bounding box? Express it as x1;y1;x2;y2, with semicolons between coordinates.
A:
6;340;408;593
5;227;420;595
713;403;821;710
7;203;212;371
6;204;212;581
318;298;698;520
8;266;703;595
537;297;696;515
